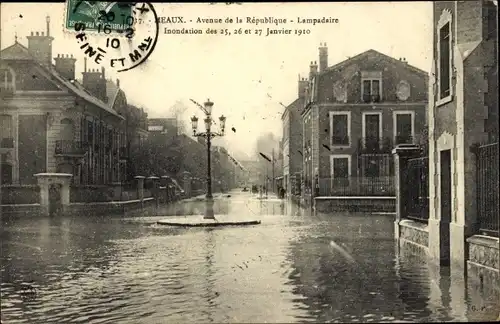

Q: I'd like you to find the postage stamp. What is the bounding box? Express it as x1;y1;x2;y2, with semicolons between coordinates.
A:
65;1;133;34
64;1;159;72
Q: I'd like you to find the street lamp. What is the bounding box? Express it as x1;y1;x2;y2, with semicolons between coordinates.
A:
191;99;226;219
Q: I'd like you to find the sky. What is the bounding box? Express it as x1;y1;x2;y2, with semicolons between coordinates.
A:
1;2;433;159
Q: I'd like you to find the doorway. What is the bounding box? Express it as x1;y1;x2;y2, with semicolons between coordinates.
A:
439;149;452;266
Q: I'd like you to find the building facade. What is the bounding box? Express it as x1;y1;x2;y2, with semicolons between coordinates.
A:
426;0;498;271
301;44;428;200
0;17;147;189
281;78;306;196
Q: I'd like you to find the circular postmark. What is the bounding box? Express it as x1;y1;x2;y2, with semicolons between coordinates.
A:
67;1;159;73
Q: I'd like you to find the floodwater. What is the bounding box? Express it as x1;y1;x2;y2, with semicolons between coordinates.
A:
1;191;498;323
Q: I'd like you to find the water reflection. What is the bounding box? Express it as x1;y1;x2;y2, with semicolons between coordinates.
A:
1;193;498;323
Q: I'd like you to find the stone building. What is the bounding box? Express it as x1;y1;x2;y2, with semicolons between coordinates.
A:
425;1;497;276
281;77;306;197
300;44;428;206
0;17;147;192
393;0;498;296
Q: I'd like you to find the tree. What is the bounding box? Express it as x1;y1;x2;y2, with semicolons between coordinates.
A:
167;100;190;135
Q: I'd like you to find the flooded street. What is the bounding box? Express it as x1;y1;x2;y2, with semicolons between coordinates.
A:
1;191;498;323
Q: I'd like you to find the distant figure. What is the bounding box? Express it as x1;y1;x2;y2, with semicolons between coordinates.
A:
280;187;286;199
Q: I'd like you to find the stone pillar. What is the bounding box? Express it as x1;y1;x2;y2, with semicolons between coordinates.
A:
183;171;191;197
160;176;169;203
135;176;145;201
34;173;73;216
392;145;421;239
148;176;160;206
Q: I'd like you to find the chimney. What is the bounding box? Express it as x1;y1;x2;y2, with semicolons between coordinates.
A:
84;57;87;72
54;54;77;80
309;61;318;80
298;76;309;99
116;78;120;88
82;68;107;101
26;16;54;67
319;42;328;72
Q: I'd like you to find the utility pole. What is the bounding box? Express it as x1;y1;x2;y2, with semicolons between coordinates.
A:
271;148;275;194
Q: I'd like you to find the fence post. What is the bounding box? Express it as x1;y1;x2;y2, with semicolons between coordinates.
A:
135;176;145;202
392;145;421;239
148;176;160;208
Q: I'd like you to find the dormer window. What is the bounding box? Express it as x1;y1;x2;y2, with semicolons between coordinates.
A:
361;71;382;103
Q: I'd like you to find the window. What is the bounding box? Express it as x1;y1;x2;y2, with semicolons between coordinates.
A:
439;22;451;99
1;162;13;184
437;9;453;104
393;111;415;145
331;155;351;188
332;157;349;178
361;74;382;103
329;111;351;147
87;120;94;144
0;115;13;148
362;112;382;149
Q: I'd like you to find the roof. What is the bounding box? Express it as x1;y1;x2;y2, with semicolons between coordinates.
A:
321;49;428;77
299;49;428;116
0;42;34;60
282;97;305;120
0;41;123;119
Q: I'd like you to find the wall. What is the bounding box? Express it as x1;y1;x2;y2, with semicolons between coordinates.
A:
317;104;427;178
315;196;395;213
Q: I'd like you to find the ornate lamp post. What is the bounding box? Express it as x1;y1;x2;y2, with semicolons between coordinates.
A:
191;99;226;219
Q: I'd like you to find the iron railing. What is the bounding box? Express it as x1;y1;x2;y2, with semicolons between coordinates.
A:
358;137;393;154
475;142;499;236
395;135;414;146
55;140;87;155
357;154;394;177
362;94;381;103
331;135;350;146
405;155;429;222
318;176;395;196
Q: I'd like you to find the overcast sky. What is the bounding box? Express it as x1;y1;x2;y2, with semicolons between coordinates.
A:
1;2;432;158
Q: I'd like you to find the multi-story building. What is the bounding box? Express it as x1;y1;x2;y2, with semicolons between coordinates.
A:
281;78;306;196
425;0;498;272
301;44;428;199
0;17;147;189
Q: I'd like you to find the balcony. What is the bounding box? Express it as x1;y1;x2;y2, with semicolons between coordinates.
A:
394;135;414;146
1;137;14;149
331;135;350;147
55;140;87;156
362;94;381;103
358;137;393;154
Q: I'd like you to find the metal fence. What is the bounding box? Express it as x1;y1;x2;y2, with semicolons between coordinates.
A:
318;176;395;196
475;142;499;236
405;156;429;222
